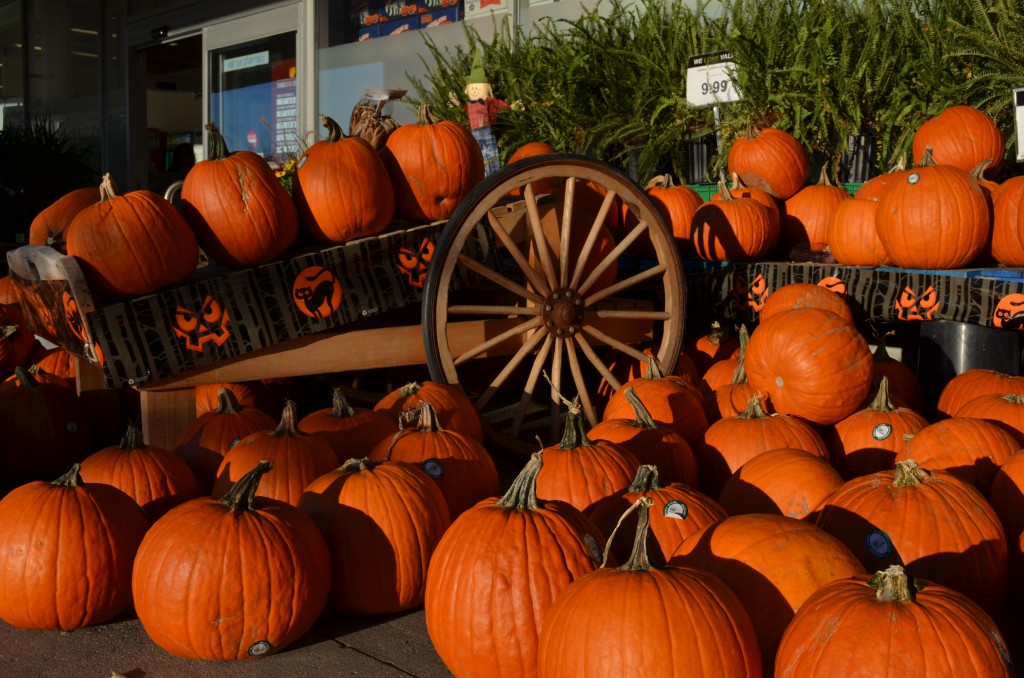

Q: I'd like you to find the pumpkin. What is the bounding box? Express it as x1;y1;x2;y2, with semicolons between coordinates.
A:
425;452;606;678
0;276;24;326
293;114;395;243
690;178;778;261
869;336;927;414
383;103;485;223
874;148;990;270
936;368;1024;419
775;564;1013;678
955;393;1024;445
642;174;705;256
745;307;873;425
586;386;699;487
822;376;929;479
181;123;299;266
826;196;890;266
693;394;829;498
595;345;701;404
536;397;641;513
0;464;149;630
212;399;340;507
506;141;557;196
28;186;99;252
711;172;781;232
299;386;397;459
64;173;199;299
602;359;709;445
815;459;1009;613
174;386;277;495
912;105;1004;177
669;513;864;670
778;165;851;253
727;127;809;200
299;457;450;616
718;447;844;520
28;346;77;389
701;325;756;422
0;366;94;481
374;380;484;443
132;461;331;660
853;154;911;201
538;497;762;678
895;417;1020;494
0;324;36;377
988;450;1024;548
699;323;747;394
80;421;200;523
585;464;727;566
685;320;741;376
991;170;1024;266
194;380;278;418
757;281;855;325
368;401;499;519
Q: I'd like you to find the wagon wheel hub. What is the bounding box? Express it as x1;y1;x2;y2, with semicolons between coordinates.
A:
542;287;585;336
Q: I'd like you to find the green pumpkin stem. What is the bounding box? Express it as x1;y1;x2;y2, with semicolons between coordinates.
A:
220;460;273;511
99;173;119;202
330;387;357;419
320;114;346;142
627;464;664;493
623;387;658;430
559;397;592;449
602;495;655;570
119;421;146;451
215;387;246;415
496;451;543;511
868;376;896;412
51;463;83;488
892;459;930;487
204;122;231;160
868;564;920;602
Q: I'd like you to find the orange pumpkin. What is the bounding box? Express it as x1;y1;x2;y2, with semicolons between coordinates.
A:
895;417;1020;494
869;337;927;414
690;178;778;261
506;141;557;196
294;114;395;243
757;281;855;325
717;447;844;520
912;105;1004;176
778;166;851;253
956;393;1024;446
299;386;397;460
727;127;809;200
712;172;781;232
181;123;299;266
936;368;1024;419
826;196;890;266
602;360;709;445
685;320;741;376
28;186;99;252
374;380;483;443
383;103;484;223
642;174;705;256
988;450;1024;547
991;175;1024;267
853;155;911;201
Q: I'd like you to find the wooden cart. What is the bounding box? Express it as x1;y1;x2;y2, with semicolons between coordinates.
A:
8;154;686;456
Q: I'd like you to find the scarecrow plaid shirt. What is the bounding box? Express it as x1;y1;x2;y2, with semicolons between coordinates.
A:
466;97;511;130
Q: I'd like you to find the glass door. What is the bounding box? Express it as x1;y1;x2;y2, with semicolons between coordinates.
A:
203;3;308;165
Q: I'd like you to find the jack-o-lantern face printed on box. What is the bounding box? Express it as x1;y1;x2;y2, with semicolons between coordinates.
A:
895;284;941;321
747;273;770;312
292;266;343;319
397;237;435;288
818;276;847;295
62;291;87;344
994;293;1024;329
173;295;231;352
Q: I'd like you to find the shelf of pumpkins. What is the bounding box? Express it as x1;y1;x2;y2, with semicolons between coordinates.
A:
0;101;1023;675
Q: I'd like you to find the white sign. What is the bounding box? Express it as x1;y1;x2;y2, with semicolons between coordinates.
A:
686;51;741;106
1015;87;1024;162
223;51;270;73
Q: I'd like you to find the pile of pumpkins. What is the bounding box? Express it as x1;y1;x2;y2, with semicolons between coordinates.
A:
25;103;484;301
1;281;1024;677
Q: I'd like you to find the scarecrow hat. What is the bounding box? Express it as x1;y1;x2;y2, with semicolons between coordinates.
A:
466;50;488;86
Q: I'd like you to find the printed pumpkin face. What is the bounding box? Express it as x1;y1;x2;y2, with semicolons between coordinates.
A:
993;293;1024;329
747;273;770;312
397;237;435;288
895;284;941;321
292;266;343;319
818;276;847;295
173;295;231;352
63;291;87;344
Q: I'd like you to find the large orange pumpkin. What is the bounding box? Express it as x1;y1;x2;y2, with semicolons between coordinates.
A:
374;380;483;443
643;174;705;256
717;447;844;520
294;114;395;243
298;386;397;460
383;103;485;223
936;368;1024;419
506;141;557;196
690;179;778;261
0;464;148;631
775;564;1013;677
425;452;606;678
757;281;855;325
65;173;199;299
28;186;99;252
991;173;1024;266
727;127;809;200
132;461;331;660
895;417;1020;494
912;105;1004;177
778;166;851;253
602;360;709;445
826;196;890;266
181;123;299;266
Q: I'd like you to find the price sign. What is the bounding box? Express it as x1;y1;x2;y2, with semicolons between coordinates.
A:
1015;87;1024;162
686;51;741;106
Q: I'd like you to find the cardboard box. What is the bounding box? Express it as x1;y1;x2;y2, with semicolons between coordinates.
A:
381;15;420;36
464;0;508;19
7;222;448;389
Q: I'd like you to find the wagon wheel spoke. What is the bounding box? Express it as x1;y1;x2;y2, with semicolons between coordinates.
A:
505;334;554;437
524;183;559;291
581;324;650;367
457;254;544;304
486;210;551;296
568;187;620;291
453;317;544;367
565;336;600;426
572;330;621;397
548;336;565;441
475;327;549;413
578;219;649;296
558;179;576;287
448;304;542;316
584;263;666;307
590;309;672;320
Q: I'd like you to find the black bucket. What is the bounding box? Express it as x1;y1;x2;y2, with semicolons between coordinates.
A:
839;132;878;184
685;136;718;185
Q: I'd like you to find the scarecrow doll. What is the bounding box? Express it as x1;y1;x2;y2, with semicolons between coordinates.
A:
463;51;513;176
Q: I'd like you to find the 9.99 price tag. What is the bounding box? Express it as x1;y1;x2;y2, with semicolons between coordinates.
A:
686;51;742;106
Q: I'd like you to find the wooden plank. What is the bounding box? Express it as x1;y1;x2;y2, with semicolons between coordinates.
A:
140;388;196;451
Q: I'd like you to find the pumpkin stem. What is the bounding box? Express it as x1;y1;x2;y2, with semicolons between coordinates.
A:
918;146;937;167
496;451;543;510
398;381;423;397
215;387;246;415
714;175;735;202
51;463;83;489
559;397;593;449
330;387;357;419
118;421;146;451
320;113;346;142
12;365;37;388
220;460;273;511
204;123;231;161
644;174;676;190
892;459;930;487
623;386;658;430
412;401;444;432
868;564;920;602
99;173;119;202
642;356;665;380
271;400;304;437
1001;393;1024;405
340;457;379;473
969;159;993;181
627;464;664;493
867;376;896;412
738;393;769;419
815;164;835;187
603;496;655;571
1;324;17;340
417;103;439;125
886;154;908;174
730;325;750;385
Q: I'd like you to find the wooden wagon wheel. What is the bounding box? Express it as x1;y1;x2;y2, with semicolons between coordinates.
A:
422;153;686;457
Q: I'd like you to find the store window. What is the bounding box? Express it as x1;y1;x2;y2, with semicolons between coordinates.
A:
318;0;464;47
0;1;24;127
